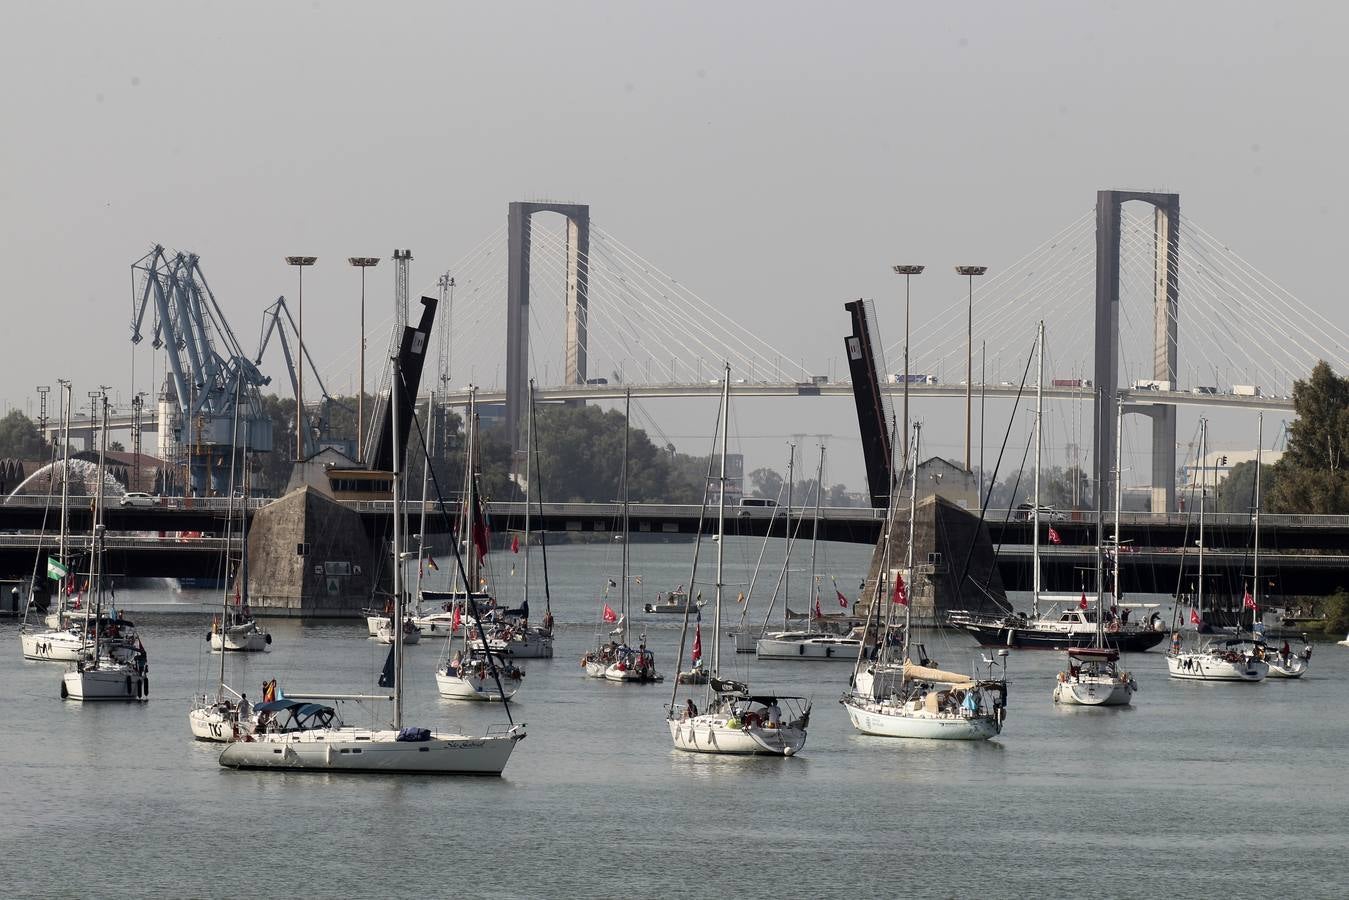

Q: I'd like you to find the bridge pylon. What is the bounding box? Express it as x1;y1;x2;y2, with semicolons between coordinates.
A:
506;201;590;458
1094;190;1179;513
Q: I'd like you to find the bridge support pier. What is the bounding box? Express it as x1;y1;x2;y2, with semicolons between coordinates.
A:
506;201;590;459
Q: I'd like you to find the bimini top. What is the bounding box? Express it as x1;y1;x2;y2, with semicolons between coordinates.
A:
253;699;341;731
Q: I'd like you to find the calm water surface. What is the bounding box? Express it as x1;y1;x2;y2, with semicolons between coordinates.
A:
1;539;1345;898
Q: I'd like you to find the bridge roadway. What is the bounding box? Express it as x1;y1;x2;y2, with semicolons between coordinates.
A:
57;381;1292;437
1;498;1345;593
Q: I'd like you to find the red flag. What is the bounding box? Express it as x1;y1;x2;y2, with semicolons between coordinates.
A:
451;603;462;632
892;572;908;606
511;533;520;554
473;520;489;563
836;589;849;609
1048;526;1062;545
1079;591;1088;610
814;597;823;618
1242;590;1256;611
602;603;618;623
1190;607;1201;626
691;623;702;665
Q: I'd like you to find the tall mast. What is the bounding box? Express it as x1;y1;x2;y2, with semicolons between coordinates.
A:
1112;391;1124;617
219;384;242;692
465;390;478;593
414;391;434;605
57;381;71;608
899;422;921;672
1197;418;1207;629
712;366;730;673
807;445;824;623
89;393;109;669
1032;321;1044;618
1095;388;1107;648
528;384;553;623
621;389;631;646
391;359;403;730
1253;412;1263;634
782;444;794;630
523;381;534;617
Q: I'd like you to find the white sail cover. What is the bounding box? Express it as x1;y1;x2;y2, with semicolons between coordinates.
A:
903;659;975;687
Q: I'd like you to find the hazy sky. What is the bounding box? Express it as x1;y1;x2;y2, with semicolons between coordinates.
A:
3;2;1345;490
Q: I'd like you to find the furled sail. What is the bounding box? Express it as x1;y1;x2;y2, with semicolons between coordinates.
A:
903;659;975;687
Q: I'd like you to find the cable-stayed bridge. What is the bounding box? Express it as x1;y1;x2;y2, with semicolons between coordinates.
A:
386;191;1339;512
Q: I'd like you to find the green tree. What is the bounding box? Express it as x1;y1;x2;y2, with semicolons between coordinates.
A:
1215;461;1279;514
1267;361;1349;513
749;467;783;500
0;410;50;459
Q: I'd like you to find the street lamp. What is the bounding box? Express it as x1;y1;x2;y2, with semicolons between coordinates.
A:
349;257;381;457
955;266;988;472
286;256;318;461
892;265;924;476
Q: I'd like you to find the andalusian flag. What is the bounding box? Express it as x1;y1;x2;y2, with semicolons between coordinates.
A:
47;557;68;580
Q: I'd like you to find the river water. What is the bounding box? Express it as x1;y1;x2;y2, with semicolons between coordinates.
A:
1;538;1345;898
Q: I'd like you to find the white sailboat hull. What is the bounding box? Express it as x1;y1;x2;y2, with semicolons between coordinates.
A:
728;629;757;653
62;664;146;701
602;662;662;682
842;698;1001;740
375;625;420;645
1264;656;1308;679
21;629;92;662
756;634;861;661
366;615;387;636
188;705;258;742
1053;676;1134;706
1167;651;1268;682
434;671;519;702
218;727;524;774
582;660;608;678
210;624;269;652
667;716;806;756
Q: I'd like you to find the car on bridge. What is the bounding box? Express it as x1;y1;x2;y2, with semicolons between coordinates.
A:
1016;502;1067;522
119;492;159;508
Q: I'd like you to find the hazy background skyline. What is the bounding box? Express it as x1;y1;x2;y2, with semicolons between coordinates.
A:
3;2;1345;493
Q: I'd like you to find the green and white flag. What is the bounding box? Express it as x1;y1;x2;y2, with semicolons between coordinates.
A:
47;557;69;580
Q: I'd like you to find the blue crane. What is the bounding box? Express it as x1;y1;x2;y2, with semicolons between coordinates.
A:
130;246;274;496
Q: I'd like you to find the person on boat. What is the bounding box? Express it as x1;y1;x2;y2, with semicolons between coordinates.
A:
685;699;697;720
1280;640;1291;661
766;700;781;728
238;693;252;720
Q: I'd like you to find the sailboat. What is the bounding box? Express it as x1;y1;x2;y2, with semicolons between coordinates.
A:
435;597;525;702
668;368;810;756
581;389;662;683
1246;413;1307;679
61;393;149;702
20;382;111;663
842;422;1009;740
1167;418;1268;683
756;445;864;662
1053;384;1137;707
219;335;524;774
472;380;554;659
191;399;264;739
